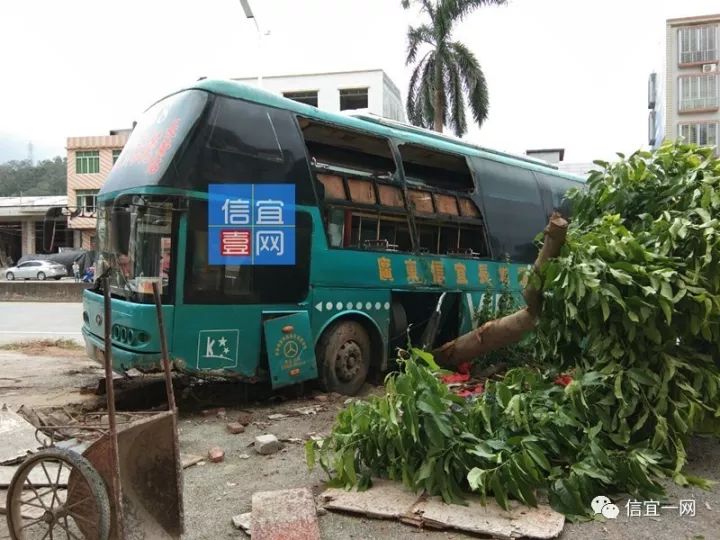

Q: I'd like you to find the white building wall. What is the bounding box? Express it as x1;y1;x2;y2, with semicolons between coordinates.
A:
664;15;720;142
234;69;405;121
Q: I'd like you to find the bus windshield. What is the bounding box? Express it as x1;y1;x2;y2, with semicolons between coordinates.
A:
96;200;174;301
102;89;209;194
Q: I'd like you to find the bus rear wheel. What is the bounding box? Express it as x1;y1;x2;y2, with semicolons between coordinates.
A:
317;320;370;396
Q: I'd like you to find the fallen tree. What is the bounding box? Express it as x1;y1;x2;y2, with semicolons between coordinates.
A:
307;142;720;518
433;212;568;368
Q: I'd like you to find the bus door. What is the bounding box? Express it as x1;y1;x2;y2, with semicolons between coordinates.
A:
262;311;318;389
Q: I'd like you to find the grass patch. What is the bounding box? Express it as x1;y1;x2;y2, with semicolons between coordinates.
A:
0;338;83;352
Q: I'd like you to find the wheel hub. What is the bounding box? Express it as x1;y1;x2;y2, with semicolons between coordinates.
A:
336;341;362;382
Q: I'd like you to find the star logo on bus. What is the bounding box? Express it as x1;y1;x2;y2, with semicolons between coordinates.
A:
197;330;239;369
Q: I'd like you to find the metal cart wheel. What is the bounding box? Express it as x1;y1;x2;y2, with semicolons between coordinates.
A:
5;447;111;540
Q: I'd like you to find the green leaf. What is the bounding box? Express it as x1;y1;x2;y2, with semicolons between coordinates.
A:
614;371;625;402
467;468;487;492
490;471;509;510
524;442;551;472
659;298;673;324
600;297;610;321
305;440;316;469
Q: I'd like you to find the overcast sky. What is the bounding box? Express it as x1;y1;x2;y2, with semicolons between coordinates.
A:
1;0;718;163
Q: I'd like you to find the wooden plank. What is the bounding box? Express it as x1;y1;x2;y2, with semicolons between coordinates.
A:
251;487;320;540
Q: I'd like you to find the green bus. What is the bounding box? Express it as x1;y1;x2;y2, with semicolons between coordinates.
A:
82;79;583;395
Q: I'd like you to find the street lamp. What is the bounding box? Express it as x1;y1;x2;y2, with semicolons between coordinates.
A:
239;0;263;88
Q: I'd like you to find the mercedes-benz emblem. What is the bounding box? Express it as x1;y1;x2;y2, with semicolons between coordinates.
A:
283;341;299;358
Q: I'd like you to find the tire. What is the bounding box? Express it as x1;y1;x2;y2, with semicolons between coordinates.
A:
54;276;62;280
6;447;111;540
316;320;371;395
37;272;46;280
5;272;14;281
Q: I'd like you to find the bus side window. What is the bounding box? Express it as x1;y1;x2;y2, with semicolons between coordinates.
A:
472;158;546;264
536;172;578;219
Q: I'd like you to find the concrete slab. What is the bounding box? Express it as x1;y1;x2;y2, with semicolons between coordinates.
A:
414;495;565;539
321;479;419;520
251;487;320;540
322;479;565;539
0;407;49;464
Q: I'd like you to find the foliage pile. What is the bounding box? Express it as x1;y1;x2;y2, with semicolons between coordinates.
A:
308;142;720;518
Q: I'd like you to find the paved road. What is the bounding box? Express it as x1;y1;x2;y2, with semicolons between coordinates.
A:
0;302;84;344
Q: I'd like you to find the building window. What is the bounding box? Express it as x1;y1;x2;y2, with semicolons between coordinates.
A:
76;189;99;214
678;24;718;64
282;91;318;107
75;150;100;174
678;74;719;111
339;88;369;111
112;149;122;164
679;122;718;148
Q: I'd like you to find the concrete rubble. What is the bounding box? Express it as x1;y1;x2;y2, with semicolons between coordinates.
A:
255;434;282;455
0;405;50;464
231;512;252;534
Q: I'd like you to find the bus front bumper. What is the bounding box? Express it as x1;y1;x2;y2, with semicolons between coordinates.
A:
82;326;164;373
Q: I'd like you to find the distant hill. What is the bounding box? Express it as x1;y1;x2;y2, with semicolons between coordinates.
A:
0;133;64;165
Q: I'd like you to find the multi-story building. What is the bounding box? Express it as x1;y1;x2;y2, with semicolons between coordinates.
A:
66;129;130;249
660;14;719;151
233;69;406;122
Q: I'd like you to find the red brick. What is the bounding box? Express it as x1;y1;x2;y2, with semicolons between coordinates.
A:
208;447;225;463
227;422;245;434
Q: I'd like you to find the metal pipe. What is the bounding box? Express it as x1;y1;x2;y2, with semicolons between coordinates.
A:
152;281;176;412
103;278;125;538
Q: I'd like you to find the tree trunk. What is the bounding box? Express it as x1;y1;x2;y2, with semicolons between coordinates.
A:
433;212;568;368
433;63;444;132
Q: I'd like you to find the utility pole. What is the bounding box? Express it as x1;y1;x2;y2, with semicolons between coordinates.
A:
239;0;264;88
27;141;34;166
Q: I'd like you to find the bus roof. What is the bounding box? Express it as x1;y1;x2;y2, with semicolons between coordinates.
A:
183;79;585;184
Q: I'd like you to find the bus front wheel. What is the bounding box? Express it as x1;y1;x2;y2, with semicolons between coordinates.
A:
317;320;370;396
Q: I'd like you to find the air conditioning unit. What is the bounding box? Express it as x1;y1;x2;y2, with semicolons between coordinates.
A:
702;63;717;73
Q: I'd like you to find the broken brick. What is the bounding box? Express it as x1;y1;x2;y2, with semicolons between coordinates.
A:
237;412;253;426
208;447;225;463
226;422;245;434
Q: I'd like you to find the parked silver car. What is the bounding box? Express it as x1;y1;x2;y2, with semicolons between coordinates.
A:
5;260;67;281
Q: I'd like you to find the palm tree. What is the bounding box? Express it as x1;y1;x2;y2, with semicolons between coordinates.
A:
402;0;506;136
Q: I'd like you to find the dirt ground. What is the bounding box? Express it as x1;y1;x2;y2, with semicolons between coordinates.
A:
1;347;719;540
